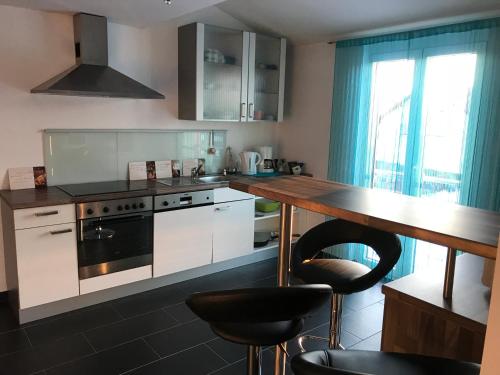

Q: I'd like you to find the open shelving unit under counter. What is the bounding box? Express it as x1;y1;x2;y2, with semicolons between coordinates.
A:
254;237;299;252
254;210;281;221
253;195;301;252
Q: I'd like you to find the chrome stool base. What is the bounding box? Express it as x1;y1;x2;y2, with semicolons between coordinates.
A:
297;335;346;353
298;293;345;352
247;346;262;375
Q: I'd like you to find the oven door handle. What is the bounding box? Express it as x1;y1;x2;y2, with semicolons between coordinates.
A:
82;214;149;225
98;214;147;225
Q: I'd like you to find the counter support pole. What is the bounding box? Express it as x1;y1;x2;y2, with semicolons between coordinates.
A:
443;247;457;299
274;203;294;375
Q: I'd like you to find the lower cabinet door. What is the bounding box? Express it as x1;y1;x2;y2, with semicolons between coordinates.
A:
15;223;79;309
213;199;254;263
154;205;214;277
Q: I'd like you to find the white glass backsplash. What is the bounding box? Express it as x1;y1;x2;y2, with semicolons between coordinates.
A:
44;129;226;185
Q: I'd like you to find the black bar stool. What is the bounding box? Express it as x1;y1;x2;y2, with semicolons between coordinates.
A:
291;349;480;375
186;285;332;375
291;219;402;350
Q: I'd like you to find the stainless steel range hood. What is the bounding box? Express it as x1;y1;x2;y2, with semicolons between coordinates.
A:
31;13;164;99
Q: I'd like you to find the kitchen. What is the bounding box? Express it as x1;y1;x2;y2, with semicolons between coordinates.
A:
0;1;500;375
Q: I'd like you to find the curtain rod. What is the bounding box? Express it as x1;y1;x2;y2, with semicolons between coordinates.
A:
44;129;228;133
328;9;500;44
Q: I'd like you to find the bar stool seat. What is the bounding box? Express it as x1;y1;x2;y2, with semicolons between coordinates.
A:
187;285;332;346
292;219;402;349
291;349;480;375
296;259;371;292
186;285;332;375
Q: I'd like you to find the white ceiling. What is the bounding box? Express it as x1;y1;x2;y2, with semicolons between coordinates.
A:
0;0;227;27
217;0;500;43
1;0;500;43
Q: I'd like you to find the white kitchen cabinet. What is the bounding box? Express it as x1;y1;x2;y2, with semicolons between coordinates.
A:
178;22;286;122
214;187;254;203
15;222;79;309
1;203;79;310
213;199;255;263
154;205;214;277
13;204;75;230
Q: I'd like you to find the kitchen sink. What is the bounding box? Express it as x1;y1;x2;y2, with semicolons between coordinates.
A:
194;175;231;184
157;175;232;187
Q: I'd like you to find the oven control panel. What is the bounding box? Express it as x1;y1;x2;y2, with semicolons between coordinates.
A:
77;196;153;220
154;190;214;212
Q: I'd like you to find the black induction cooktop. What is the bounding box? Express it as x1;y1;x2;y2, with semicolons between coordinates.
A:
57;180;150;197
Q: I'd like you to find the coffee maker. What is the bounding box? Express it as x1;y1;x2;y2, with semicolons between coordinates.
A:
258;146;274;173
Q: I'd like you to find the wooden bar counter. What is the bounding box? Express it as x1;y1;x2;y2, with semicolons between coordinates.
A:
382;254;489;362
230;175;500;371
230;175;500;259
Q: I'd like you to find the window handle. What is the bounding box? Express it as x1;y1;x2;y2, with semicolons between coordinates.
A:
241;103;247;119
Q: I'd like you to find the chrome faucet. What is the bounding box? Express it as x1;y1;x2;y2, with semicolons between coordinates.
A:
191;164;203;180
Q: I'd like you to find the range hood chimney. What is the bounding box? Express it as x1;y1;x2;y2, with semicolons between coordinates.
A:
31;13;165;99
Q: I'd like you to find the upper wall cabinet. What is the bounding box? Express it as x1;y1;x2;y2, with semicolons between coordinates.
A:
178;23;286;123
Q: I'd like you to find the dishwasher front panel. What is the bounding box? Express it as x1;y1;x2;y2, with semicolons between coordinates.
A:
153;205;214;277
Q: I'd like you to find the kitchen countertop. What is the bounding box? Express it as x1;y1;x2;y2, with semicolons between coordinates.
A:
0;177;234;209
0;187;74;209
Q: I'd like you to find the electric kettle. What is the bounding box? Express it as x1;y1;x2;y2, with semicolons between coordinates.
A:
239;151;262;175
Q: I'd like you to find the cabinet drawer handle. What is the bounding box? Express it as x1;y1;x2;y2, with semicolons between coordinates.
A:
35;210;59;217
240;103;246;119
249;103;254;118
215;206;231;212
50;228;73;235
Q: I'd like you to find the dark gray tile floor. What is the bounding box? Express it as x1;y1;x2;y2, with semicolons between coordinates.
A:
0;259;386;375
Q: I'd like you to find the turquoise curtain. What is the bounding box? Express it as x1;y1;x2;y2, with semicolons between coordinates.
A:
459;22;500;211
327;18;500;280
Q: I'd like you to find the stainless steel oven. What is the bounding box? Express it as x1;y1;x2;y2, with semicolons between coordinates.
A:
76;196;153;279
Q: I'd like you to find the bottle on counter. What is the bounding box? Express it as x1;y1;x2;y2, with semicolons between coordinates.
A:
224;146;238;174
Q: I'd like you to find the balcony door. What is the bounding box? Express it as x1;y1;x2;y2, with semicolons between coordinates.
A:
362;47;482;275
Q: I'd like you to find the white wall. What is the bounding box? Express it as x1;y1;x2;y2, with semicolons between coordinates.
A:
481;236;500;375
276;42;334;180
0;5;277;291
276;42;335;230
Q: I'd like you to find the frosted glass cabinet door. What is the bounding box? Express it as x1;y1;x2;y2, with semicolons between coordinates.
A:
203;25;249;121
178;23;286;122
248;34;286;122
